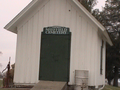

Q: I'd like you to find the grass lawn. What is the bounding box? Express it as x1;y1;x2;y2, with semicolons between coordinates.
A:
103;85;120;90
0;82;119;90
0;80;3;87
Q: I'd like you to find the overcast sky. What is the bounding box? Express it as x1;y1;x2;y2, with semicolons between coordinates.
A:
0;0;105;72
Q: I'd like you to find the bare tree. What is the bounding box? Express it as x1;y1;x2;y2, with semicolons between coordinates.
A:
0;65;1;68
0;51;2;68
0;51;2;55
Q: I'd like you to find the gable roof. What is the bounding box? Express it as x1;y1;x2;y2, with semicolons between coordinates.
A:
4;0;113;46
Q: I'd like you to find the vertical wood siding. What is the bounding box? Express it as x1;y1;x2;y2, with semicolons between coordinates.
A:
14;0;105;86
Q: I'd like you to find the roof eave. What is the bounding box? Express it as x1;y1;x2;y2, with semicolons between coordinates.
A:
4;0;113;46
4;0;40;34
72;0;105;31
103;30;113;46
72;0;113;46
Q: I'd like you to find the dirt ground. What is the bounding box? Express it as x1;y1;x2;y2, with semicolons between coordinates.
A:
0;88;31;90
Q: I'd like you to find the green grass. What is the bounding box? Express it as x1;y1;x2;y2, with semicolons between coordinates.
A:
0;80;3;87
103;85;120;90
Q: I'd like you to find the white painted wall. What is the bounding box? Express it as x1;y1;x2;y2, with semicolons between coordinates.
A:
14;0;106;86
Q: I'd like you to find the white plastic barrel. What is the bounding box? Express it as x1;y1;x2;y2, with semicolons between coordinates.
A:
74;70;89;90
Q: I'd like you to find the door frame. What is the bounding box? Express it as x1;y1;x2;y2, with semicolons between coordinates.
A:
39;26;71;82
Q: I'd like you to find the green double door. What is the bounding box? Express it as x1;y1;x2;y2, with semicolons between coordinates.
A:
39;34;71;82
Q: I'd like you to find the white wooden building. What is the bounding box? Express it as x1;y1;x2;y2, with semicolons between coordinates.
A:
4;0;112;88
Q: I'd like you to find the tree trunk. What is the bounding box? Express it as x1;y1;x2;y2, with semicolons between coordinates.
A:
113;66;119;87
108;79;111;85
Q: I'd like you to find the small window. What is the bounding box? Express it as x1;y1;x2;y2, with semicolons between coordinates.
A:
100;40;104;75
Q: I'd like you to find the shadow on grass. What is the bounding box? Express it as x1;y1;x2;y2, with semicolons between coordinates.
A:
0;80;3;87
103;85;120;90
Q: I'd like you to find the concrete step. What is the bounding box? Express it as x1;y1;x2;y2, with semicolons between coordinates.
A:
30;81;67;90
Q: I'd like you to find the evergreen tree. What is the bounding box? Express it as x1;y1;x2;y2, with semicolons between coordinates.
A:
93;0;120;87
78;0;97;12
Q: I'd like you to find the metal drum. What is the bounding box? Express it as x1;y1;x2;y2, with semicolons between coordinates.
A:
74;70;89;90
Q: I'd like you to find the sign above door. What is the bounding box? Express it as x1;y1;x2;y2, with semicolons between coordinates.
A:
43;26;70;34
